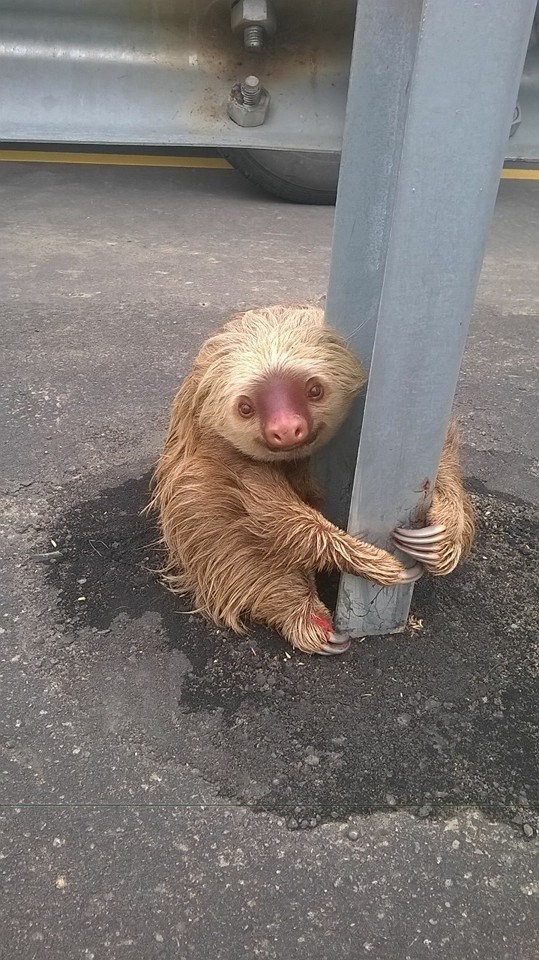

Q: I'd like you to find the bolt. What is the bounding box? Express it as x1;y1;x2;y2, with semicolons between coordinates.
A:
240;75;261;105
244;24;265;51
228;77;270;127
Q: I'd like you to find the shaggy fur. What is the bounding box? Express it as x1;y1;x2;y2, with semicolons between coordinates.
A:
420;420;475;574
148;304;474;654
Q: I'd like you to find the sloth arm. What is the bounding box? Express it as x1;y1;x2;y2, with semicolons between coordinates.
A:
237;464;419;587
393;421;475;574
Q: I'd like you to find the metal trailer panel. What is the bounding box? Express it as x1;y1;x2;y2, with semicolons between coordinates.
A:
321;0;536;637
0;0;354;150
0;0;537;160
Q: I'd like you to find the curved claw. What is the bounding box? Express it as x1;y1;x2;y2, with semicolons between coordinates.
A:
393;536;441;560
396;562;424;584
394;523;446;543
318;633;351;656
394;523;447;564
396;548;441;564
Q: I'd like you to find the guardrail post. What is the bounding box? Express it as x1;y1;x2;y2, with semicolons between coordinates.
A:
320;0;535;635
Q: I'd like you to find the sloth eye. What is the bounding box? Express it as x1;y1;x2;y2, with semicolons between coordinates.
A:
238;398;255;418
307;380;324;401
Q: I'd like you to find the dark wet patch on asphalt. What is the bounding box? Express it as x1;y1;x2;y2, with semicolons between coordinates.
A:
44;473;538;828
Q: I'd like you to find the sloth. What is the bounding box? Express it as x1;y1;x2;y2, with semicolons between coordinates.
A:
148;304;474;656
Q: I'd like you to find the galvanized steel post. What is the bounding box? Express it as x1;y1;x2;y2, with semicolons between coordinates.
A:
321;0;536;635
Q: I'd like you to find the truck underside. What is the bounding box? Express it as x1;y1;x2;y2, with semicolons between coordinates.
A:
1;0;537;202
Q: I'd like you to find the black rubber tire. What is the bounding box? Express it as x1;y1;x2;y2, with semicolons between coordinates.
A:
220;148;340;205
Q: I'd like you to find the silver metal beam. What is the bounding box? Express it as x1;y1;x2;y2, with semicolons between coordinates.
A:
0;0;354;150
0;0;536;158
323;0;536;636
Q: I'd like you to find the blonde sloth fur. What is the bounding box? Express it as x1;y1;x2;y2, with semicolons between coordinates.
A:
148;305;474;655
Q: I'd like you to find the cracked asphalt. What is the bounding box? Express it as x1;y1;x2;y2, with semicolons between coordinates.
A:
1;162;538;959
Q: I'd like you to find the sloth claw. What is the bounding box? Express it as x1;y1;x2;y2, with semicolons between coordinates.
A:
307;614;351;655
318;632;351;656
394;543;441;563
395;523;446;543
396;562;424;583
394;524;447;564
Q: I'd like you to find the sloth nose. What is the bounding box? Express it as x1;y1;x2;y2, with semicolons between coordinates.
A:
265;414;309;449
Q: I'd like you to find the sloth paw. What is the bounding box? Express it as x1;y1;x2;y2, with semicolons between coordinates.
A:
393;522;464;576
288;613;351;656
393;472;475;577
311;615;351;656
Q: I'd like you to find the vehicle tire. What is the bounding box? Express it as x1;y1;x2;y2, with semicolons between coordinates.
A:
220;148;340;205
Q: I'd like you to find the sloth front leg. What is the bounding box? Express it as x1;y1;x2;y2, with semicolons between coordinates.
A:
250;568;351;656
393;421;475;575
239;466;422;586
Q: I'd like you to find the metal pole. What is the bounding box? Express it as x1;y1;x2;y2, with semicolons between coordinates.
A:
321;0;535;636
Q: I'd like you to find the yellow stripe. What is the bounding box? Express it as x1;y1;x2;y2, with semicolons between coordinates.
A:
501;167;539;180
0;149;231;169
0;149;537;179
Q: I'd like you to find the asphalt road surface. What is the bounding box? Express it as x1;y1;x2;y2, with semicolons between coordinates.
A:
1;161;538;959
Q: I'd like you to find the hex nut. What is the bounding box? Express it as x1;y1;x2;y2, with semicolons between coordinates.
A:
227;83;270;127
231;0;276;38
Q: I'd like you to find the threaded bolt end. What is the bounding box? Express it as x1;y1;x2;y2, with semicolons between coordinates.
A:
240;75;262;105
243;24;265;51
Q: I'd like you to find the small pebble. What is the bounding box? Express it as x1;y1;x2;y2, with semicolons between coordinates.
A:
305;754;320;767
386;794;397;807
523;823;534;838
417;804;433;818
397;714;411;727
347;828;359;841
288;818;299;830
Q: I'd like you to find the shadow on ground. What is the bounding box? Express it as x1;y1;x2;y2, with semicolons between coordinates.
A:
44;471;538;827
